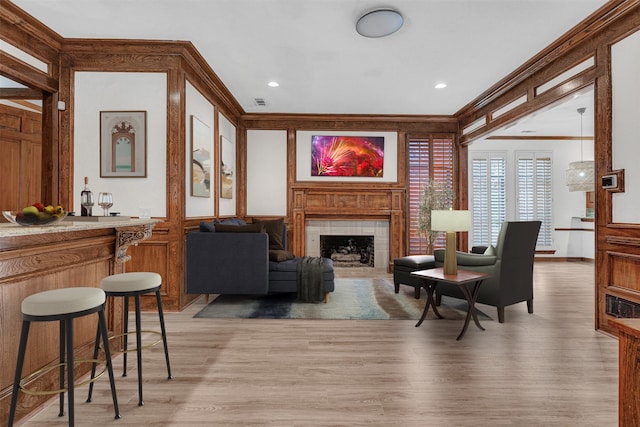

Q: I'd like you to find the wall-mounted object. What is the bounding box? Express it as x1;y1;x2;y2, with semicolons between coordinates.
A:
602;169;625;193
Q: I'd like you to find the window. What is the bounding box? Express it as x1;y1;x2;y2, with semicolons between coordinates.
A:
516;152;553;246
408;136;455;254
470;154;506;247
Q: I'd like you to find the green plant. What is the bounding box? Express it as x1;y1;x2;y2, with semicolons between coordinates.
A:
418;179;455;252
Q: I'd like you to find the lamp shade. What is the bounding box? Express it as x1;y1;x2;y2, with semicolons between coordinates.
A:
431;210;471;232
566;160;594;192
356;9;404;38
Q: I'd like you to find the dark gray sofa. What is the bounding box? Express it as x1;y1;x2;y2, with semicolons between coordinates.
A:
186;221;335;302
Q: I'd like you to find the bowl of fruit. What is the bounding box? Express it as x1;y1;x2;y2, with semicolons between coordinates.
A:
3;203;67;226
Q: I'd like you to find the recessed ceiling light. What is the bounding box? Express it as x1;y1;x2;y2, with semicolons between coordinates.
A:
435;83;447;89
267;81;279;87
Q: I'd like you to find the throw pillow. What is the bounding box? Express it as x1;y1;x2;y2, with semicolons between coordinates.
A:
214;223;264;233
199;222;216;232
253;218;285;250
484;245;496;256
269;250;295;262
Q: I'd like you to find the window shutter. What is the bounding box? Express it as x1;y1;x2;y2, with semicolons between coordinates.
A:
516;152;553;246
408;136;455;254
471;154;506;247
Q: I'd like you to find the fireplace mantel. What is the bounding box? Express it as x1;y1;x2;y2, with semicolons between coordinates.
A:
290;187;405;271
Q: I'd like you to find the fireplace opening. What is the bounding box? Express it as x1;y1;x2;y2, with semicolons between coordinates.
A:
320;235;374;267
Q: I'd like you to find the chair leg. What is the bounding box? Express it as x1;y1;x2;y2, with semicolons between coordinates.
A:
8;321;30;427
122;295;129;377
435;293;442;306
414;286;421;299
98;308;121;419
134;294;144;406
394;282;400;294
59;320;65;417
497;307;505;323
324;292;330;304
155;289;173;380
86;322;102;402
65;318;75;426
527;299;534;314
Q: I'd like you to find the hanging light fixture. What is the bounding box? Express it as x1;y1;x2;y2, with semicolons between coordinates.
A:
566;107;594;192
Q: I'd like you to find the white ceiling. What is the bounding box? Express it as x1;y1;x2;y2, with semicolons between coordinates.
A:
7;0;604;136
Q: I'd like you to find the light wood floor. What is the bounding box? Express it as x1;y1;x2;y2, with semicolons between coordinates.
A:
19;262;618;426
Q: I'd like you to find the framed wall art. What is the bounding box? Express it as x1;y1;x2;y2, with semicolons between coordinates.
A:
191;115;211;198
311;135;384;177
100;111;147;177
220;135;234;199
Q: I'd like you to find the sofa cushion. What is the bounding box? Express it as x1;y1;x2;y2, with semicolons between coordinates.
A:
269;249;295;262
214;223;265;233
253;218;285;250
199;221;216;232
214;217;246;225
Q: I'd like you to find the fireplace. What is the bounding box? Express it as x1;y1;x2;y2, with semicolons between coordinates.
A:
320;235;374;267
305;220;389;270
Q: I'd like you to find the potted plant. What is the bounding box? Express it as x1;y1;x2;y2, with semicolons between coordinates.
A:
418;179;455;253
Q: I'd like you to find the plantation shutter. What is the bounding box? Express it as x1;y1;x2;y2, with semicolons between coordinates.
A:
408;136;455;254
471;155;506;247
516;152;553;246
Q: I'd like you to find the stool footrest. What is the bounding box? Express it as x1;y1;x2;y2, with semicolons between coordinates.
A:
109;329;164;353
19;359;107;396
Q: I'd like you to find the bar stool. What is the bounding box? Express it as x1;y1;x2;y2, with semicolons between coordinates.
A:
8;287;120;427
88;272;172;407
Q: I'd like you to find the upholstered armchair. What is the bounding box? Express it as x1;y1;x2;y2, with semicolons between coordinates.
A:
434;221;541;323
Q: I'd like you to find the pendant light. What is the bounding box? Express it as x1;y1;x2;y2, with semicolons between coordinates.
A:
566;107;594;192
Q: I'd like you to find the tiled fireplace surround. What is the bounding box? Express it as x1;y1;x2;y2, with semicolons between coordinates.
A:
305;220;390;271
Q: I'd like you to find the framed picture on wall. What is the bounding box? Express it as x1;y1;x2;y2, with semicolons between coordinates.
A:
191;115;211;198
220;135;234;199
100;111;147;177
311;135;384;177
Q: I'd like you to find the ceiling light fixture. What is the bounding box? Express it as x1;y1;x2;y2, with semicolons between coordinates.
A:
435;83;447;89
267;81;279;87
566;107;594;192
356;8;404;38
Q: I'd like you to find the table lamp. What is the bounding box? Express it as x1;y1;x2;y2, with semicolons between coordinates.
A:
431;210;471;275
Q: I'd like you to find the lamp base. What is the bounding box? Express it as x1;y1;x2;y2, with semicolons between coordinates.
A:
443;231;458;275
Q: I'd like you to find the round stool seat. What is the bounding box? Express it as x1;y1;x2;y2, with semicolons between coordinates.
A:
22;287;106;317
101;272;162;293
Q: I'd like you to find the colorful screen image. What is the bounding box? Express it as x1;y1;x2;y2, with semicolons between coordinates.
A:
311;135;384;177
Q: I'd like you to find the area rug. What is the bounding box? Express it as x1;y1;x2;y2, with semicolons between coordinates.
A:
194;278;492;321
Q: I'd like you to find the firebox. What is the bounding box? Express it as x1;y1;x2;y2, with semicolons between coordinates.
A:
320;235;374;267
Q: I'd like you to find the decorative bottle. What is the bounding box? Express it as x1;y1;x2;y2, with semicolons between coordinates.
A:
80;176;93;216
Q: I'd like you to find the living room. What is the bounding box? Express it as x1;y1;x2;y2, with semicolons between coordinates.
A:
1;1;639;425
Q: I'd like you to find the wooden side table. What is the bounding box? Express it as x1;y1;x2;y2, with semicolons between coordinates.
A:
411;268;490;340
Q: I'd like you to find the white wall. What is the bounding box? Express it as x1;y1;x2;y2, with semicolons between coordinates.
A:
611;30;640;224
468;138;594;259
246;130;288;216
74;72;167;217
218;113;237;217
185;81;215;218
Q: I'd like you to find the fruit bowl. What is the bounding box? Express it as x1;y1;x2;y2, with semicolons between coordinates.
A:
3;210;68;226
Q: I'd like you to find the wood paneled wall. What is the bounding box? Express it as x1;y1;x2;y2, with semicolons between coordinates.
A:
0;104;42;211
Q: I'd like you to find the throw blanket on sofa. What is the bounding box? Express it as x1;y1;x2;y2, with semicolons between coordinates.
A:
296;256;325;302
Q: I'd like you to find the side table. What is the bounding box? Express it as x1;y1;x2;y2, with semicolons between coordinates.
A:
411;268;490;340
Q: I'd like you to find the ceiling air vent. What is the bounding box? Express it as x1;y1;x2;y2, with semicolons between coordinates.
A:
253;98;267;107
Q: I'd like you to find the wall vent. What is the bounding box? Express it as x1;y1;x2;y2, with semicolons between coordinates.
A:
253;98;267;107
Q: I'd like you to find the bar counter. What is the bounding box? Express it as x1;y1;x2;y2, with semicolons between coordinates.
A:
0;218;160;424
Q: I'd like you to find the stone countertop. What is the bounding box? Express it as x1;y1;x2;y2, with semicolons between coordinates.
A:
0;218;161;238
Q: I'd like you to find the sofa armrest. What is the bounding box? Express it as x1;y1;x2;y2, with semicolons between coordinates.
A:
434;249;497;266
186;231;269;295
